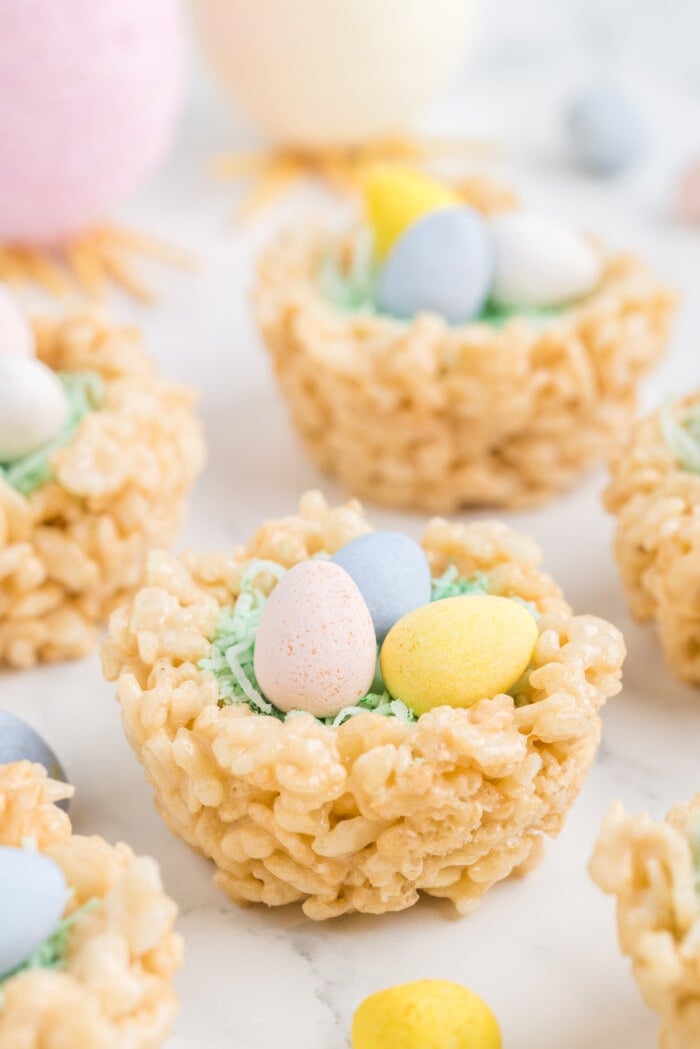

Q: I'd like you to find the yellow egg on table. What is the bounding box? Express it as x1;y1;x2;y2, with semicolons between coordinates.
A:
352;979;502;1049
363;165;460;258
380;594;537;715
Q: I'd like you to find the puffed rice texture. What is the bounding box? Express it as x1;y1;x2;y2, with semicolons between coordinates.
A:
591;796;700;1049
0;760;182;1049
0;314;205;668
605;393;700;683
103;491;626;920
253;184;675;512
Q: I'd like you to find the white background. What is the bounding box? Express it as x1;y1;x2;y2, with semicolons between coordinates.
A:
5;3;700;1046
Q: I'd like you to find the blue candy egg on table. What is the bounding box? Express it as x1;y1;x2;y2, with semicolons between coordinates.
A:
0;710;69;808
0;846;69;979
567;85;646;176
376;206;494;324
331;531;432;642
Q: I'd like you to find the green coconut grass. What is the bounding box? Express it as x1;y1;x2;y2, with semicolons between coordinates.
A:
0;371;104;497
0;899;98;996
662;399;700;475
199;560;495;726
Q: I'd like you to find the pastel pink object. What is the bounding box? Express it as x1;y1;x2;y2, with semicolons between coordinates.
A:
0;284;34;357
679;160;700;224
0;0;184;245
253;560;377;718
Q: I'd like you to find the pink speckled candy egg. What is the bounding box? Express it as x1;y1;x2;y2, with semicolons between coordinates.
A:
678;159;700;224
0;0;184;245
0;284;34;357
253;561;377;718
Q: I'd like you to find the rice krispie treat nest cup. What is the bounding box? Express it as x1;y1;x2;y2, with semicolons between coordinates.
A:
253;173;675;512
591;797;700;1049
103;491;625;920
0;312;205;668
0;760;182;1049
605;392;700;683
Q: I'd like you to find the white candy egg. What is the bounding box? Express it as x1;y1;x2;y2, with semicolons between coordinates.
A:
0;847;69;978
0;284;34;358
191;0;477;148
0;357;68;462
490;211;603;309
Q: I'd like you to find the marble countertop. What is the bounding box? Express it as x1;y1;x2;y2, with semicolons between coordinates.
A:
5;19;700;1048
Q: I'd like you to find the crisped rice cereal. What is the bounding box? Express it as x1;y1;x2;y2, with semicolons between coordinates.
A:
103;491;626;920
605;394;700;683
0;761;182;1049
253;190;675;512
590;797;700;1049
0;314;205;668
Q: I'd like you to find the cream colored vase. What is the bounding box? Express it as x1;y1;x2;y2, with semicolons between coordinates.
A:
191;0;478;147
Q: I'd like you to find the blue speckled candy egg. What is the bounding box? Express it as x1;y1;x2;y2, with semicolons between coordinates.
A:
0;846;69;978
568;86;646;175
331;531;432;642
0;710;69;808
376;206;493;324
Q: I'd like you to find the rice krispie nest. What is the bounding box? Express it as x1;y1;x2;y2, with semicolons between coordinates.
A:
253;198;675;512
102;491;625;920
590;797;700;1049
0;314;205;668
0;760;182;1049
605;394;700;683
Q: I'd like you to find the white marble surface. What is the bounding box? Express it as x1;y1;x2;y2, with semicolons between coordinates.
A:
4;9;700;1047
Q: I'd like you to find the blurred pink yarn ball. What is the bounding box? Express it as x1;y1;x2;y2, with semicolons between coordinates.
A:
0;0;184;245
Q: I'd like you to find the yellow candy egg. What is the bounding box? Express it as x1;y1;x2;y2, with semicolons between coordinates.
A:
352;980;502;1049
380;594;537;715
363;164;459;258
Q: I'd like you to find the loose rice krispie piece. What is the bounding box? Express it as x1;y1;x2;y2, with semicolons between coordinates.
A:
0;760;182;1049
253;177;675;512
0;313;205;668
605;392;700;683
591;796;700;1049
103;491;625;920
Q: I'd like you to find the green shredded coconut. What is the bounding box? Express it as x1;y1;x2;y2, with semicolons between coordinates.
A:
199;560;287;717
430;565;490;601
0;371;104;497
328;692;415;728
201;558;511;725
319;228;562;327
0;898;99;993
319;227;378;314
661;399;700;474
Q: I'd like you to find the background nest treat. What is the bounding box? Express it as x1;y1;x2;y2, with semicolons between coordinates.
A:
590;797;700;1049
253;214;675;513
102;491;625;921
605;394;700;683
0;314;205;668
0;761;182;1049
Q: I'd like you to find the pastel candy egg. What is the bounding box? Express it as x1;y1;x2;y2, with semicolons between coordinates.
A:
352;980;502;1049
253;560;377;717
364;165;459;258
0;285;34;358
0;847;69;978
567;86;646;176
377;206;493;324
0;710;68;787
380;594;537;715
0;357;68;462
331;531;431;641
678;159;700;224
489;210;602;308
0;0;184;245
